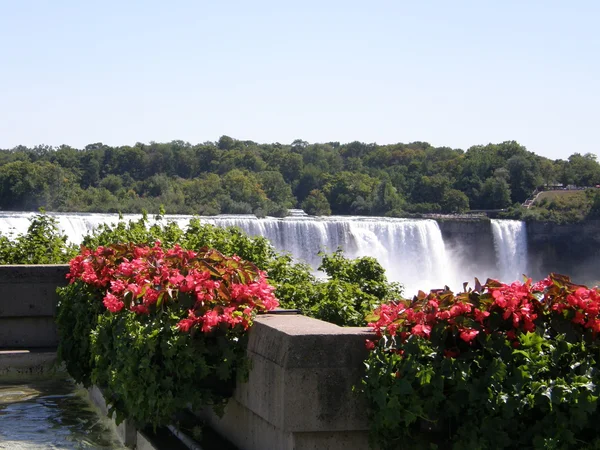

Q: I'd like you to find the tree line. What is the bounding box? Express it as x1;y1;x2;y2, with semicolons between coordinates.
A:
1;137;599;217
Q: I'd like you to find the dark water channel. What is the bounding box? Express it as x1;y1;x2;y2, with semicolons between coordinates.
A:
0;375;125;449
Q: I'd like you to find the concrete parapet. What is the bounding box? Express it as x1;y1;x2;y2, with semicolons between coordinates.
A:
200;314;374;450
0;267;376;449
0;264;68;348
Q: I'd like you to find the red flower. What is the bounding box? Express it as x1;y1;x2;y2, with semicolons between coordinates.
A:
103;292;124;313
474;308;490;324
68;243;280;335
444;348;460;358
412;324;431;338
201;310;220;333
131;304;150;315
459;328;479;343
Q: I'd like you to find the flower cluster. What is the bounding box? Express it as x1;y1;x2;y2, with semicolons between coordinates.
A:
67;242;279;333
366;274;600;356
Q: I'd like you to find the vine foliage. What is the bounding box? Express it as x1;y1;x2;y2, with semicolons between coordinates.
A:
56;241;278;429
363;275;600;450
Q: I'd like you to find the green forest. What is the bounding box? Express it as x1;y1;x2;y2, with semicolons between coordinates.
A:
1;137;600;221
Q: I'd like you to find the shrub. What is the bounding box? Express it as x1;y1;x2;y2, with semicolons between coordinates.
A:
301;250;402;326
81;213;400;327
56;241;278;428
362;274;600;449
0;211;77;264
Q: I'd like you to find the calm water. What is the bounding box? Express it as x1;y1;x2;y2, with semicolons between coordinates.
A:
0;376;125;449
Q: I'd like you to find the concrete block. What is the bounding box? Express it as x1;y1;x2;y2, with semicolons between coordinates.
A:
292;431;371;450
205;398;370;450
234;352;286;429
0;283;61;317
238;314;372;432
202;314;375;450
87;385;137;448
0;265;68;318
0;317;57;348
136;431;160;450
202;399;294;450
281;367;368;432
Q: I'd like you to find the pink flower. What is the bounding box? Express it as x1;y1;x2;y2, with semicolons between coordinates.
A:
474;308;490;324
103;292;124;313
459;328;479;343
412;324;431;338
177;318;195;332
201;310;220;333
110;279;126;294
130;304;150;315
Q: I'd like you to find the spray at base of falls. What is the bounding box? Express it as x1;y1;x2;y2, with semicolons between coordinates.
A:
0;212;527;297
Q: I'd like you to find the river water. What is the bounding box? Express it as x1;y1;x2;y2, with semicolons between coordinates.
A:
0;375;125;449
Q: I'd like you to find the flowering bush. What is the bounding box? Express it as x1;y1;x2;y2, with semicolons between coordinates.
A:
362;274;600;450
66;241;278;330
57;241;278;428
82;213;402;327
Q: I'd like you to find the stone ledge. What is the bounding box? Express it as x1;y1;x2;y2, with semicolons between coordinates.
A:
201;314;374;450
248;314;372;368
0;283;62;316
0;264;69;283
0;348;57;376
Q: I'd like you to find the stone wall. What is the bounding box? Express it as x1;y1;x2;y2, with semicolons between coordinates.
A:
0;264;68;348
198;314;373;450
0;265;373;450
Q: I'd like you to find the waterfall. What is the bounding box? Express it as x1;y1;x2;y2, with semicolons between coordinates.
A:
0;211;530;296
490;219;528;282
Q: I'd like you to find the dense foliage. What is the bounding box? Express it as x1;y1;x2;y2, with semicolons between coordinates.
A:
80;213;402;326
57;242;278;428
0;209;399;325
501;188;600;224
2;138;600;219
54;215;400;429
0;212;77;264
363;274;600;449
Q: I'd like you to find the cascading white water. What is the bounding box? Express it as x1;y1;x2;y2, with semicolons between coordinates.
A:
344;219;457;293
0;211;527;296
490;219;528;282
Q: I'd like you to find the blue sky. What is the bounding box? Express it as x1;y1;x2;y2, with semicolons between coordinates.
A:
0;1;598;160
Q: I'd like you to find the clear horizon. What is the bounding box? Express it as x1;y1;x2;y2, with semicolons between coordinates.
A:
1;1;598;161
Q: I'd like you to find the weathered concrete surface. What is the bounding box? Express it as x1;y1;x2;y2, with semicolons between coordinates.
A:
0;348;57;376
1;267;375;449
0;317;58;348
136;431;161;450
0;264;68;348
200;314;374;450
87;385;138;448
88;385;184;450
